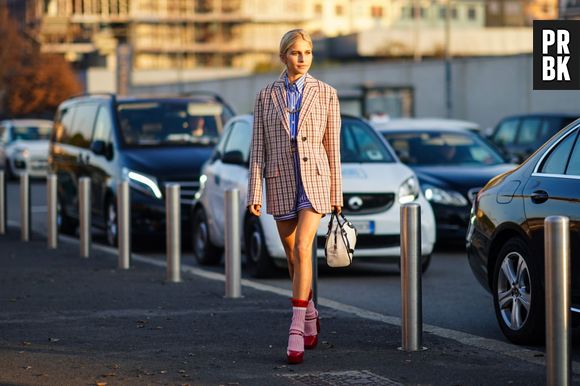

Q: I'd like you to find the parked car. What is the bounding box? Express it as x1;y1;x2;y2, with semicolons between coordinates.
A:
376;119;516;241
489;113;578;163
373;118;481;133
191;114;436;278
467;118;580;344
49;93;234;245
0;119;53;179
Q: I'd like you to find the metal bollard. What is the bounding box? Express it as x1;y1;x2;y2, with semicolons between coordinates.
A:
20;173;30;241
79;177;91;258
312;231;318;305
47;174;58;249
117;181;131;269
224;189;241;298
166;184;181;282
399;203;424;351
0;171;5;235
545;216;571;386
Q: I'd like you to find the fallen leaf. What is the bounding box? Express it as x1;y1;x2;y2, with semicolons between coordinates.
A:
96;382;107;386
23;366;32;370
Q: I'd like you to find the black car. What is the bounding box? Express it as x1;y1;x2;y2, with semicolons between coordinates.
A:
489;113;578;163
467;118;580;344
379;125;515;241
49;93;234;245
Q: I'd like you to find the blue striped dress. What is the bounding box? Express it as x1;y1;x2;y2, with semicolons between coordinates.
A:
273;74;313;221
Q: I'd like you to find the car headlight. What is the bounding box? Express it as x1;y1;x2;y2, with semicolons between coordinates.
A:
423;184;468;207
122;167;162;199
398;176;419;204
14;148;29;158
194;174;207;200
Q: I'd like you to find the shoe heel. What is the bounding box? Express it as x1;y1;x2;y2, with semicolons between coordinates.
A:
287;350;304;364
304;334;318;349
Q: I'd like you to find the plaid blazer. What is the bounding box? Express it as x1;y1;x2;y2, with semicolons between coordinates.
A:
246;73;343;216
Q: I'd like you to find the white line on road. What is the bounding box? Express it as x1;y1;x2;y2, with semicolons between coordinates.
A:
53;235;580;375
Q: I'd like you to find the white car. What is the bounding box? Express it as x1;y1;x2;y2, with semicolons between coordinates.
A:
0;119;53;178
372;118;480;133
191;114;436;277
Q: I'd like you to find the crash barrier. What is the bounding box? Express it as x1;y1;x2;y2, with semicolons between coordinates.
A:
400;203;424;351
20;173;30;242
545;216;571;386
79;177;91;258
117;181;131;270
225;189;242;298
0;171;5;235
166;184;181;283
47;174;57;249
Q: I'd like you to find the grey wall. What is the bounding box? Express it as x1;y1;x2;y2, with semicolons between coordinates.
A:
130;54;580;130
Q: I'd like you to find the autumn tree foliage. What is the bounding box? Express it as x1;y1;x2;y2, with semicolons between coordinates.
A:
0;7;81;118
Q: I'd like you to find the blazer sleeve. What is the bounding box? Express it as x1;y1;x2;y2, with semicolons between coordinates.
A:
246;90;265;207
323;88;343;207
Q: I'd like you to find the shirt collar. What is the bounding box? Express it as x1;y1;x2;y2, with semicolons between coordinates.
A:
285;72;306;94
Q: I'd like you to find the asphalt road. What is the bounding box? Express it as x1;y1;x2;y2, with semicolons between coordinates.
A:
7;180;580;351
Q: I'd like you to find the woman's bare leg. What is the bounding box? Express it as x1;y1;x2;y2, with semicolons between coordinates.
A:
276;218;298;279
292;208;323;300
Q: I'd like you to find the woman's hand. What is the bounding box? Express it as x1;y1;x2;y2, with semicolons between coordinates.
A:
332;205;342;214
248;204;262;216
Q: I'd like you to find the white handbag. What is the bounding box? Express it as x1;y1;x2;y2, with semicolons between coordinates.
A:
325;211;358;267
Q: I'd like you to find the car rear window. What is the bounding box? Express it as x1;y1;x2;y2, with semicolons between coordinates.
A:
116;101;225;147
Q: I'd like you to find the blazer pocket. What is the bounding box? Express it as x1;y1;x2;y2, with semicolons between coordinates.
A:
265;164;280;178
316;160;330;176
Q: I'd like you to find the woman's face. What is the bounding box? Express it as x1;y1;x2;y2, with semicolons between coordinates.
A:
281;39;312;78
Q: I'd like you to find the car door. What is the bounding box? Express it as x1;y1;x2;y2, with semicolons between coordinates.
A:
67;103;99;219
523;126;580;300
201;121;232;237
212;119;252;233
88;105;114;227
220;119;253;230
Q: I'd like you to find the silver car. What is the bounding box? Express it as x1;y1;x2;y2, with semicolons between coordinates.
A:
0;119;53;179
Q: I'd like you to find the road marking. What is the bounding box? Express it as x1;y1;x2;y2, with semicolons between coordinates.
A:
53;234;580;374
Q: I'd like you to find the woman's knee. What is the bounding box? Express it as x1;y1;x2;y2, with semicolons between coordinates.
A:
293;239;313;259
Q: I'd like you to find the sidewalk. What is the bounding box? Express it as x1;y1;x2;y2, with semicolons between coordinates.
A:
0;228;565;385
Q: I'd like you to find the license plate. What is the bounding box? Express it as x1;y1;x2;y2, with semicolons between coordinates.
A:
350;220;374;234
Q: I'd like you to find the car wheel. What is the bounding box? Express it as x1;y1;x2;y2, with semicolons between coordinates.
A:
57;199;76;235
105;199;118;247
192;207;222;265
492;237;544;345
244;215;276;278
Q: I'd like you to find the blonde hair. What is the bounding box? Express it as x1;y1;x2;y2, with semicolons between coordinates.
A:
279;29;313;56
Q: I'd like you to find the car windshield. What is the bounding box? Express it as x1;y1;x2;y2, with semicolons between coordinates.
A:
382;131;505;166
13;125;52;141
117;101;224;147
341;118;395;163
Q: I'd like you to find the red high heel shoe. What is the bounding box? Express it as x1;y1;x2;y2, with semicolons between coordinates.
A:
304;316;320;349
287;332;305;364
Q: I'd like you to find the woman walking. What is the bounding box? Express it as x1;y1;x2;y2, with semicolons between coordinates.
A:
246;29;342;364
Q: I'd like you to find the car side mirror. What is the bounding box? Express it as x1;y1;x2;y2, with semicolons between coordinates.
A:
90;140;107;156
222;150;245;165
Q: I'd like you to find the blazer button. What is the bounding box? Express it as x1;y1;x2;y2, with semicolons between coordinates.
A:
302;136;307;141
303;157;308;162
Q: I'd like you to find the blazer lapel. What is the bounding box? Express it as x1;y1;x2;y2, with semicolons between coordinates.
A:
271;80;291;136
297;74;319;134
